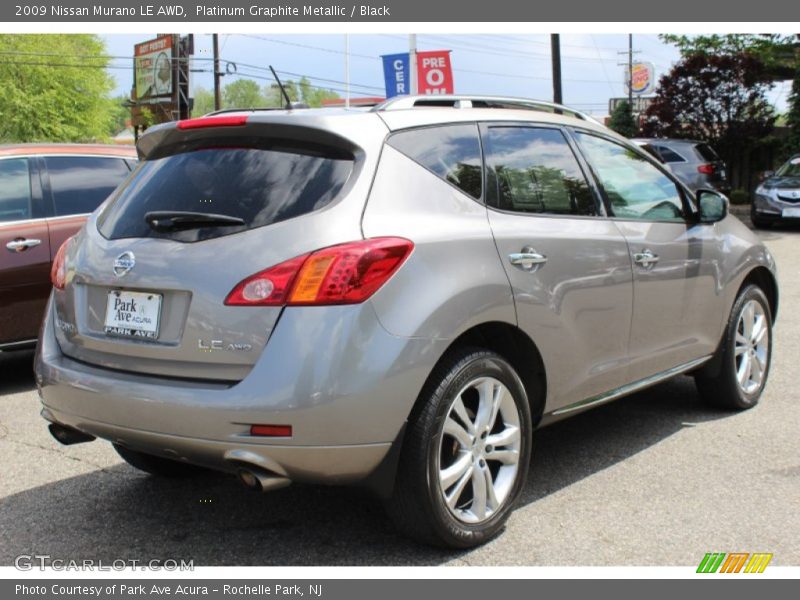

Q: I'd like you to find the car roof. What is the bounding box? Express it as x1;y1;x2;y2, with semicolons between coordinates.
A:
632;138;704;146
0;143;137;158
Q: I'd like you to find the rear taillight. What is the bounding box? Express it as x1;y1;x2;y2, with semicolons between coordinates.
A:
698;163;715;175
225;237;414;307
50;236;74;290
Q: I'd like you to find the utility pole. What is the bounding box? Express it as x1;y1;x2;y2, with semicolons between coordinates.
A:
213;33;222;111
628;34;633;110
550;34;563;105
345;34;350;108
409;34;418;95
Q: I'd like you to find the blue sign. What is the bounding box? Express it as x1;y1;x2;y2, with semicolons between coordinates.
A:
382;53;410;98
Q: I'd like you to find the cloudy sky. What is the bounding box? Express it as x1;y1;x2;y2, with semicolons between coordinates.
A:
102;33;792;116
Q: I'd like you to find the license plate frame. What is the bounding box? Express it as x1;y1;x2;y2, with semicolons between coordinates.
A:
103;290;162;340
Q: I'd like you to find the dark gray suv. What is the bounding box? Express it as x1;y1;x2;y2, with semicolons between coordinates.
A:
36;96;778;548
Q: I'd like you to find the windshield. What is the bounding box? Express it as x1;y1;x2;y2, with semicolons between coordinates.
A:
776;156;800;178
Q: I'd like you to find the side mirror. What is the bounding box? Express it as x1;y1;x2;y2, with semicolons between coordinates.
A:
696;189;729;224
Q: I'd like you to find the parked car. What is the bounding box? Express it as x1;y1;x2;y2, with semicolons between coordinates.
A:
751;154;800;228
0;144;137;351
36;96;777;548
632;138;730;194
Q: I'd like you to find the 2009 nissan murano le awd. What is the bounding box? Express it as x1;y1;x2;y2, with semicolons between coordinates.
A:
35;96;778;548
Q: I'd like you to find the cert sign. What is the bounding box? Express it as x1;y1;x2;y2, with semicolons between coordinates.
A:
625;62;656;95
134;35;174;100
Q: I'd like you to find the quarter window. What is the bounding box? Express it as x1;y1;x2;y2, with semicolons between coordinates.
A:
45;156;131;217
0;158;32;223
483;126;597;216
575;133;686;222
387;124;482;199
654;146;686;163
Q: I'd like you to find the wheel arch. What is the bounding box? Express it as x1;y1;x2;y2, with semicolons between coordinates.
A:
740;266;778;322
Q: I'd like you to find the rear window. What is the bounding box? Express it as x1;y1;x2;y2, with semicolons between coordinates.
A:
694;143;720;162
97;145;354;242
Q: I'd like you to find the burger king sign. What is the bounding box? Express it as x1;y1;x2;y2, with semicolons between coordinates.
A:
625;62;656;95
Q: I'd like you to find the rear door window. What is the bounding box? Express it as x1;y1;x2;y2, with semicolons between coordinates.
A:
45;156;132;217
483;126;598;216
654;146;686;163
387;124;482;200
0;158;32;223
97;145;354;242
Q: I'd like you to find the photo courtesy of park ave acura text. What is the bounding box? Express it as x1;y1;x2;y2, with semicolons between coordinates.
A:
0;12;799;576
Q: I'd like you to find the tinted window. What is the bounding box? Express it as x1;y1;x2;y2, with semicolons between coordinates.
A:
45;156;131;217
98;146;354;243
654;146;686;163
576;133;685;222
483;127;596;216
0;158;32;223
388;124;482;199
695;143;720;162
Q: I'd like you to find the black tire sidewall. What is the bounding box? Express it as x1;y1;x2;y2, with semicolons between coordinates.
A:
720;286;773;409
422;351;532;548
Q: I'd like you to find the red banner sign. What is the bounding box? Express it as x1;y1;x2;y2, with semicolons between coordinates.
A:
416;50;454;95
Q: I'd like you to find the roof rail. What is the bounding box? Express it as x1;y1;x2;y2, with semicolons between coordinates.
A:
204;103;310;116
373;95;600;123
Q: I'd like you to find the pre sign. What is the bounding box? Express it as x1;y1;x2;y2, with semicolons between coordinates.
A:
417;50;454;95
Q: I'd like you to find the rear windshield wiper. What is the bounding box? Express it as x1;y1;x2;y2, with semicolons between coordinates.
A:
144;211;246;232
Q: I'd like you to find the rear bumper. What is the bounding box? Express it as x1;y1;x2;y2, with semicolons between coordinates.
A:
36;297;445;484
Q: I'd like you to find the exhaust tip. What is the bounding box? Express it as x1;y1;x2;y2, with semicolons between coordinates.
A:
237;468;263;491
48;423;95;446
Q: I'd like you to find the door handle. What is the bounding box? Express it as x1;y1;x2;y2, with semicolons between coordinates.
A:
6;238;42;252
633;249;659;268
509;247;548;271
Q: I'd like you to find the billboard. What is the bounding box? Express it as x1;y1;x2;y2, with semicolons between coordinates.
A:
381;50;454;97
134;35;174;100
624;62;656;95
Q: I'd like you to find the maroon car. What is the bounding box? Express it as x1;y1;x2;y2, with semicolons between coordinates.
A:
0;144;137;351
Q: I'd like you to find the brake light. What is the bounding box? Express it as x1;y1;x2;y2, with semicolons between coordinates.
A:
698;163;715;175
177;115;248;130
50;236;74;290
225;237;414;307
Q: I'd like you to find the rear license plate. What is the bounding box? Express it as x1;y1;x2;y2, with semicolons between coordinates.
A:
783;207;800;218
104;290;162;339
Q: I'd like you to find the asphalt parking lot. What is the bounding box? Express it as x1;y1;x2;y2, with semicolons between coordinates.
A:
1;225;799;567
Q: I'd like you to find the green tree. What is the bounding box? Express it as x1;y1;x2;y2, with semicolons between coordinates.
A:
298;77;340;107
786;65;800;154
191;86;216;116
264;80;299;107
223;78;265;108
608;100;638;138
0;34;115;142
108;94;131;136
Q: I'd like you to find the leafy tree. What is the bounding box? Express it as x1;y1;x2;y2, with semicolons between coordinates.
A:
786;65;800;155
608;100;638;138
661;34;798;76
264;80;299;107
298;77;340;107
108;94;131;135
641;53;775;174
0;34;115;142
191;86;216;116
223;78;265;108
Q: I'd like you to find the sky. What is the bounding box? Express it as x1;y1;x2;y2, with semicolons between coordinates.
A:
101;33;793;117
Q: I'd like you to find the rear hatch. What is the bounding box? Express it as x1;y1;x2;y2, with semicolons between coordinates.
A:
694;143;728;187
52;114;380;382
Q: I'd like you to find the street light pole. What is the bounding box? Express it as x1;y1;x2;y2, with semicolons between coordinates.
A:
409;34;418;95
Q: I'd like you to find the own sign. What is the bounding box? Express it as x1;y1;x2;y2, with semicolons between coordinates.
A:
416;50;454;95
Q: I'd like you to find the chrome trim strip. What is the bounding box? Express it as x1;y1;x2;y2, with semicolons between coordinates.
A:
0;339;38;351
0;213;91;228
551;355;713;416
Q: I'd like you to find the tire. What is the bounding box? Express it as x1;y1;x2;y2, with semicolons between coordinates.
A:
695;285;773;410
114;444;207;477
386;348;532;548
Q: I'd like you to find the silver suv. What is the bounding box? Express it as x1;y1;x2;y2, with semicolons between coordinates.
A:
36;96;778;548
